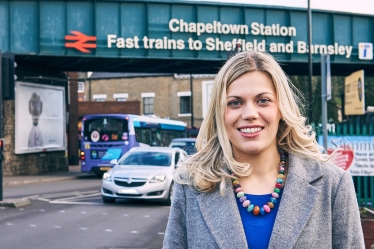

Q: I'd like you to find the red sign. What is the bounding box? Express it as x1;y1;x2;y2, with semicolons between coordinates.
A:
65;31;97;53
327;146;354;170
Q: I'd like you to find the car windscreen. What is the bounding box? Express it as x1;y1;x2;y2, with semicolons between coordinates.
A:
119;151;171;166
83;117;128;142
170;141;197;154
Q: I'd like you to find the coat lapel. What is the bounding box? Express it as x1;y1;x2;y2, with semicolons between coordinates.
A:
268;154;323;249
197;178;248;249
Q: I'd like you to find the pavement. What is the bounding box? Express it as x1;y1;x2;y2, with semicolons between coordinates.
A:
0;165;94;208
1;165;92;187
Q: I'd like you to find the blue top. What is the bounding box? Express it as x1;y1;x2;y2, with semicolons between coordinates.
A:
235;190;283;249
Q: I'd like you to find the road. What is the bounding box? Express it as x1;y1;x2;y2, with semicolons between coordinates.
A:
0;177;170;249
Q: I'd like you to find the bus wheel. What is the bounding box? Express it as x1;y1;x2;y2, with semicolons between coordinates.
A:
163;183;174;206
102;195;116;203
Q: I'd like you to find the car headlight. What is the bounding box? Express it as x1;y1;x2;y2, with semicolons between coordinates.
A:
103;172;112;181
150;175;166;183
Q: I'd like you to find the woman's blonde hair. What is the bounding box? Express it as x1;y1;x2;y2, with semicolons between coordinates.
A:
176;51;328;194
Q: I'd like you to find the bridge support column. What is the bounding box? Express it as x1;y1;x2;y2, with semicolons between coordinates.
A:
67;72;79;166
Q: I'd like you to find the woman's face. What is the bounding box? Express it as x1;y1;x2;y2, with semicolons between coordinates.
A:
224;71;282;159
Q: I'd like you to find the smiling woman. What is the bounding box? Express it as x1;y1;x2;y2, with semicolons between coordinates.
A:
163;51;365;249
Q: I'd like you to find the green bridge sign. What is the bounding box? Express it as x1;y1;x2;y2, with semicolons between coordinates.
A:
0;0;373;75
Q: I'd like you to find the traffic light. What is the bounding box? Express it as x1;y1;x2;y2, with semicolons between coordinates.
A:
1;52;16;100
0;138;4;151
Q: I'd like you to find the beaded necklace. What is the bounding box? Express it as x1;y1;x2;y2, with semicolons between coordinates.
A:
232;151;287;216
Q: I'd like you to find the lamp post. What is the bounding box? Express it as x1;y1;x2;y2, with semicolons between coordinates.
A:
307;0;313;123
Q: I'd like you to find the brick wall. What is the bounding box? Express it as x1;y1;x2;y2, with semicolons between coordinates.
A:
78;101;140;117
2;100;67;176
85;75;214;128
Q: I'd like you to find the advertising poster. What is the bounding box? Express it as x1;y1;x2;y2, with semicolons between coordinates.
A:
15;82;66;154
318;135;374;176
344;70;365;115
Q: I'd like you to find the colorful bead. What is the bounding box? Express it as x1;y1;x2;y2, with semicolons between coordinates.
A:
279;166;285;171
267;202;274;208
280;161;285;165
242;200;250;208
239;196;247;202
272;192;279;198
270;197;277;203
277;174;285;179
260;207;265;215
274;188;280;193
275;183;282;189
235;187;243;193
276;179;284;184
278;170;284;174
253;206;260;215
237;192;244;198
247;204;254;212
233;184;241;189
232;180;240;186
263;205;271;213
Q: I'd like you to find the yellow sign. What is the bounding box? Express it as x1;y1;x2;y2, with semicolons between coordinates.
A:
344;70;365;115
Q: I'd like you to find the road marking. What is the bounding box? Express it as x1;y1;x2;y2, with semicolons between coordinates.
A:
46;191;101;205
5;222;13;225
36;198;51;202
54;226;62;228
81;211;86;214
102;212;108;215
144;215;150;218
49;201;99;205
29;224;37;227
59;210;65;213
158;232;165;235
105;229;113;232
41;190;98;199
79;227;89;230
131;231;138;233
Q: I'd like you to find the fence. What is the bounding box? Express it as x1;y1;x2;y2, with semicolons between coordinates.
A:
316;123;374;207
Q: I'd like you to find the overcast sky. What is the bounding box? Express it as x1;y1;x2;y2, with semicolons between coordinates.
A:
196;0;374;15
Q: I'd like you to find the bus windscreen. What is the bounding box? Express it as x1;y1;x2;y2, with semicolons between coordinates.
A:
83;117;129;142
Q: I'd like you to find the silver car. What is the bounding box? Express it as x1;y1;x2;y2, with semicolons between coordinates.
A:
101;147;187;205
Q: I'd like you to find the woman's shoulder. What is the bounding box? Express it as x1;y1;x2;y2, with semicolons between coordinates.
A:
289;153;348;185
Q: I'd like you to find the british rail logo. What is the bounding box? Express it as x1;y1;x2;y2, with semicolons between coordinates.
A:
65;31;97;53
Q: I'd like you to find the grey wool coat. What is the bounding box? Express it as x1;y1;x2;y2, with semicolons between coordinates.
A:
163;153;365;249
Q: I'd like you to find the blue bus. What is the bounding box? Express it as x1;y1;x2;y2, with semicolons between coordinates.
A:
80;114;187;175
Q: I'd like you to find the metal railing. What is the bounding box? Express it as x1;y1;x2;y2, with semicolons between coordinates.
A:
316;123;374;207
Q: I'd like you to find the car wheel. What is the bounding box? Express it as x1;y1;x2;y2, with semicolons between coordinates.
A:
102;195;116;203
163;182;174;206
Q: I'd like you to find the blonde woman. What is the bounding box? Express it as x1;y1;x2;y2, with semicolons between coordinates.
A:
163;51;364;249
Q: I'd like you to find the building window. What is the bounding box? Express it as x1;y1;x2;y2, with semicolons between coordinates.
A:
113;93;128;101
177;91;191;116
77;81;85;93
93;94;107;102
180;96;191;114
141;92;155;115
143;97;154;115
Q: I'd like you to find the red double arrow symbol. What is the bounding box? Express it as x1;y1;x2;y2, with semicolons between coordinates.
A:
65;31;97;53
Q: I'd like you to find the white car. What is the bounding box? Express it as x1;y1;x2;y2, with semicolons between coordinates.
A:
101;147;187;205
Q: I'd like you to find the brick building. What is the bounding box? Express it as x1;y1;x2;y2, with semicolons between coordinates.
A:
80;73;216;131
